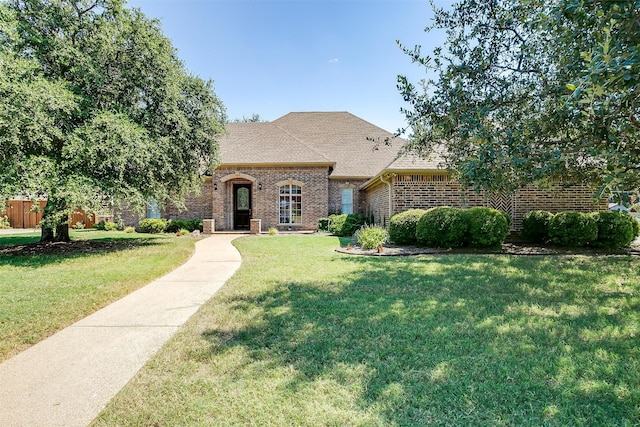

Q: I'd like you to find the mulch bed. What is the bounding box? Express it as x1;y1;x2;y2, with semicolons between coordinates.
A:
336;241;640;257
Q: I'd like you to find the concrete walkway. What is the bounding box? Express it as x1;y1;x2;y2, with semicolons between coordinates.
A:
0;234;242;427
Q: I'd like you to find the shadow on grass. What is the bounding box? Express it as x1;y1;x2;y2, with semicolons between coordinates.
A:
0;235;166;267
202;254;639;425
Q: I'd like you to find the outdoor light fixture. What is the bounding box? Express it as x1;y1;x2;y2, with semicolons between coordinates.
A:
258;182;263;190
214;183;218;191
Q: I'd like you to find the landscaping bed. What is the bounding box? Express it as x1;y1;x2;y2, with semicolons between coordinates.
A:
337;239;640;257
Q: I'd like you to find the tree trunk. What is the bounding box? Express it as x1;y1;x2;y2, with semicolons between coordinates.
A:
41;226;55;242
40;195;71;242
55;223;70;242
40;199;56;242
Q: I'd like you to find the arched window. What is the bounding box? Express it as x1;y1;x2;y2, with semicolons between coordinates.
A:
279;184;302;224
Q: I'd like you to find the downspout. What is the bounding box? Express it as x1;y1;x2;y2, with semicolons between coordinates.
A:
379;173;393;224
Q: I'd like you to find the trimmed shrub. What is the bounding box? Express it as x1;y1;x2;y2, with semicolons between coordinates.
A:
632;216;640;238
591;211;637;249
165;219;203;233
328;214;346;235
355;225;389;249
73;221;85;230
124;226;135;233
466;207;510;248
521;210;554;243
268;227;279;235
104;221;118;231
328;214;367;237
548;212;597;247
416;206;468;248
95;220;106;230
317;218;330;232
139;218;167;234
389;209;428;245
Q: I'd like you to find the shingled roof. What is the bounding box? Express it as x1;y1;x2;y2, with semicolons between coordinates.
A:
218;112;405;178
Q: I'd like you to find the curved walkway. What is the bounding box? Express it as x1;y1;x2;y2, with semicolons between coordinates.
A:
0;234;242;427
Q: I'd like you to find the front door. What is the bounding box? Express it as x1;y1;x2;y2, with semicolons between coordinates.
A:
233;184;251;230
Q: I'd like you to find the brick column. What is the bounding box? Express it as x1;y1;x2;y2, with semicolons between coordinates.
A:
203;219;215;234
250;219;262;234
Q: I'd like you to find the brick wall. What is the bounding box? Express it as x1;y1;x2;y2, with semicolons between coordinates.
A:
513;184;608;229
365;181;390;227
392;174;486;212
212;166;330;231
163;178;213;220
328;179;368;215
365;173;607;231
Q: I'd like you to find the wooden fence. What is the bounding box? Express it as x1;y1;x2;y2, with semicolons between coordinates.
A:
4;200;95;229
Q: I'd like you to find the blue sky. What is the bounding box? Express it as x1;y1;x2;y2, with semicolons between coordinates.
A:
128;0;451;133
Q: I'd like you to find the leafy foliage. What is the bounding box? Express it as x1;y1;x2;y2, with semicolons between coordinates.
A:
416;206;468;248
317;218;330;232
591;211;637;249
521;210;555;243
0;1;226;242
328;214;368;237
165;219;203;233
354;225;389;250
398;0;640;201
104;221;118;231
466;207;510;249
548;212;597;247
389;209;428;245
0;216;10;229
138;218;167;234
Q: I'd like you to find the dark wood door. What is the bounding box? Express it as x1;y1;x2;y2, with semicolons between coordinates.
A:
233;184;251;230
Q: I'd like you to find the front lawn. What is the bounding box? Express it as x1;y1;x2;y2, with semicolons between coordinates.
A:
95;236;640;426
0;230;197;362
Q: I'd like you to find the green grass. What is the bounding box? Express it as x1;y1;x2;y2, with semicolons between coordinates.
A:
94;236;640;426
0;229;197;362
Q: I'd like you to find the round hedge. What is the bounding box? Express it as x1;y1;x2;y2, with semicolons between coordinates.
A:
138;218;167;234
466;207;510;248
389;209;428;244
328;214;367;237
416;206;468;248
548;211;597;247
521;210;554;243
591;211;637;249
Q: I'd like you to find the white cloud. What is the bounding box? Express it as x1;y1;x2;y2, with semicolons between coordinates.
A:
328;58;339;64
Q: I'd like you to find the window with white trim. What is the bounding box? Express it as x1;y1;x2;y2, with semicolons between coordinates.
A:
341;188;353;214
279;184;302;224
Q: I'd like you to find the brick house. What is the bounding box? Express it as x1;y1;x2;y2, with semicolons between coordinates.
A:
162;111;606;232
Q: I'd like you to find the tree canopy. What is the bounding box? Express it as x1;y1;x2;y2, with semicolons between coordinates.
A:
231;113;265;123
398;0;639;201
0;0;226;241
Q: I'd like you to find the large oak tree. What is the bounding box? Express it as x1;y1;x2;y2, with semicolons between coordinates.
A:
0;0;226;241
398;0;639;201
